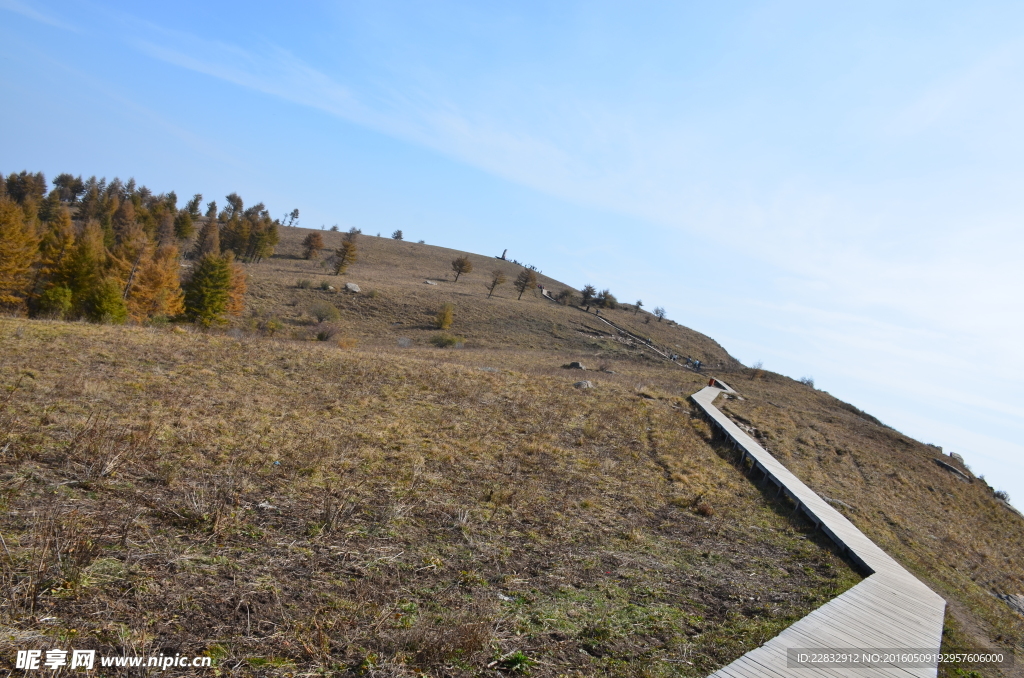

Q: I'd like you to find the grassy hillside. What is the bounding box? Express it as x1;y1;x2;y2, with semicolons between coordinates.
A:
1;321;853;677
242;227;736;367
1;226;1021;677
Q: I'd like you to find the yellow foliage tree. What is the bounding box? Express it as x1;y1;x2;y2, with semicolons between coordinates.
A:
0;199;41;310
227;255;247;317
126;245;185;322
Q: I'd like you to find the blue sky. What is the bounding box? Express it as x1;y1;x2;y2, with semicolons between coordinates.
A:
2;0;1022;506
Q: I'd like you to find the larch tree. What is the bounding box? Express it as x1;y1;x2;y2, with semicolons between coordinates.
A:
513;269;538;300
0;199;40;309
486;269;507;298
451;256;472;282
194;219;221;258
302;232;324;259
635;300;643;315
33;208;76;311
334;240;357;275
435;302;454;330
126;245;185;322
226;254;247;317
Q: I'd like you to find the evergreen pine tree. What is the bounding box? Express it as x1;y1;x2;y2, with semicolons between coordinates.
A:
174;211;195;240
184;254;232;326
84;277;128;323
61;221;108;316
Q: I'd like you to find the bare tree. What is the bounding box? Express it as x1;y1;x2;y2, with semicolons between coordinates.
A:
653;306;666;322
391;229;403;240
634;299;643;315
344;227;361;243
451;256;473;282
513;269;538;300
486;269;507;298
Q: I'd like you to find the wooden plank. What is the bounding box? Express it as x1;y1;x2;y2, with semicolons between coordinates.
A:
691;385;946;678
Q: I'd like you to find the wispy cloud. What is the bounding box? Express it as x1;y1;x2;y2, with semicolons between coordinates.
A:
0;0;78;32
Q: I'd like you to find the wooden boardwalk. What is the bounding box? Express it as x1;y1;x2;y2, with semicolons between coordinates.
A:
691;382;947;677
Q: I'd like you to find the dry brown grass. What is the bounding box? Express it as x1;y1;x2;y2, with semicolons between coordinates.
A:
1;226;1021;677
240;227;735;366
0;319;855;677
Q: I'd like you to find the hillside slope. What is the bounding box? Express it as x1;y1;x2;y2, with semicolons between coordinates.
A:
1;225;1022;677
1;320;853;677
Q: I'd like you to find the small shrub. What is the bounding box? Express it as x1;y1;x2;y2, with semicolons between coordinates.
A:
85;278;129;324
596;289;617;309
799;376;815;388
695;501;715;517
315;324;338;342
260;317;284;336
318;280;332;291
309;301;341;323
366;289;379;299
435;302;454;330
430;333;464;348
37;285;73;319
495;651;536;674
336;337;358;350
555;289;576;306
392;229;403;240
995;490;1011;502
296;279;313;289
